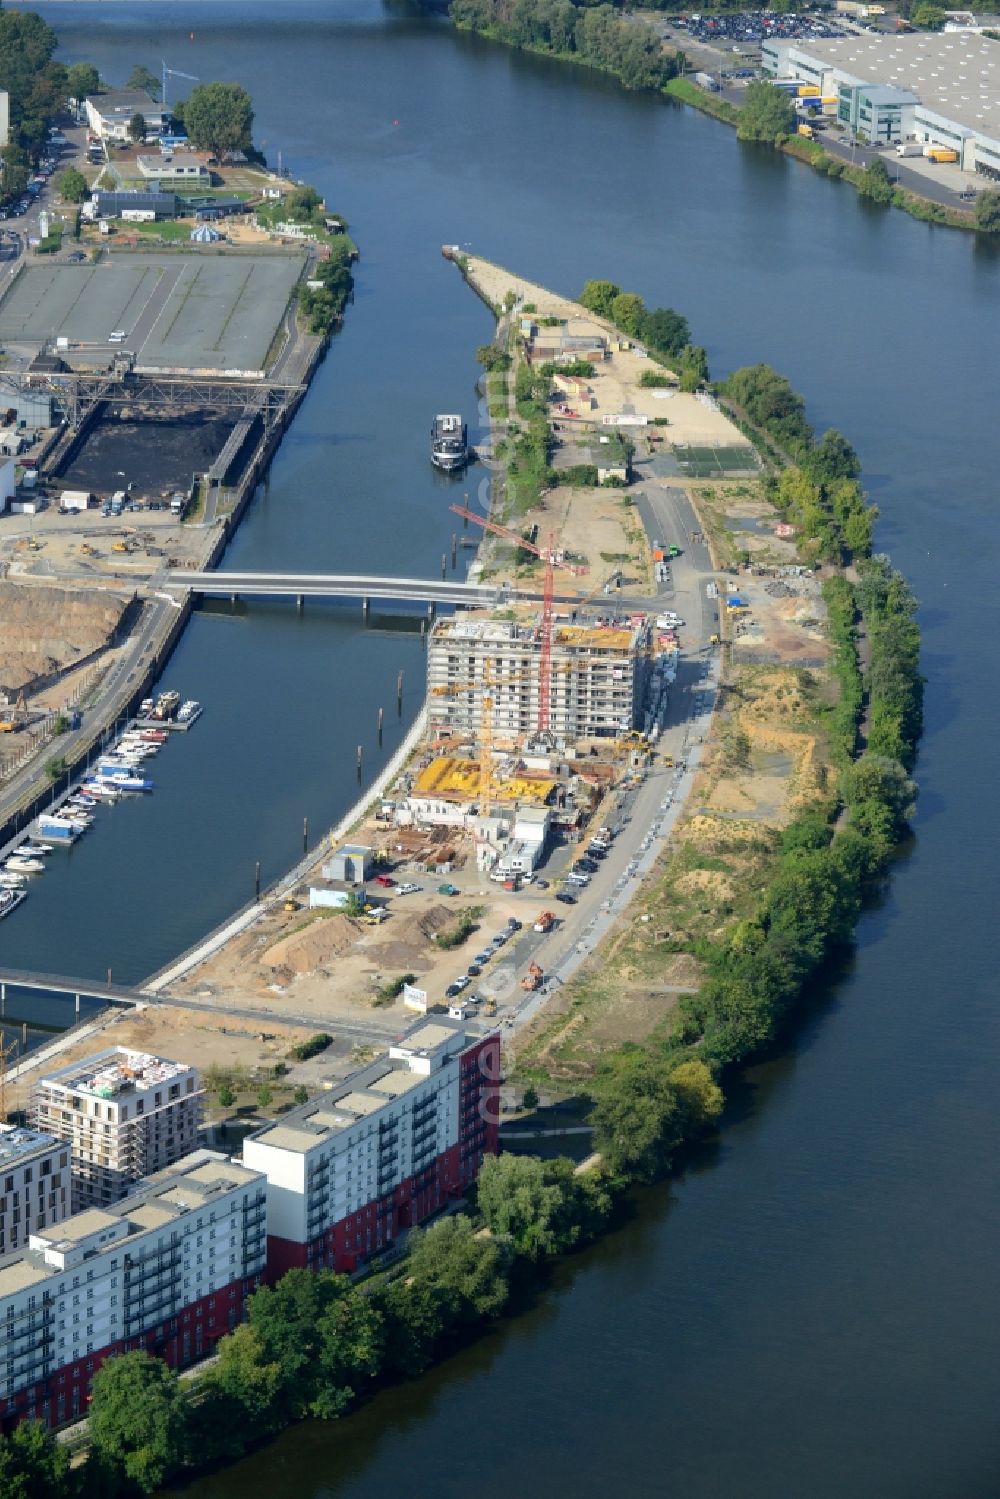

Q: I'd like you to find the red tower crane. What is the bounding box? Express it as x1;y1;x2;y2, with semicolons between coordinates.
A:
449;503;587;734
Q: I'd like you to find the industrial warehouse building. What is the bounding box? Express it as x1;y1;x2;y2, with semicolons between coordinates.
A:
34;1049;203;1210
763;33;1000;172
427;614;652;744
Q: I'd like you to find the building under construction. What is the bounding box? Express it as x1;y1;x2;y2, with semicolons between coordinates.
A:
427;614;652;745
34;1049;203;1211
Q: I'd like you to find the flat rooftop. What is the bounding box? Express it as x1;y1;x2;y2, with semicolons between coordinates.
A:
0;253;305;374
778;33;1000;135
248;1019;475;1156
40;1046;191;1098
0;1124;57;1165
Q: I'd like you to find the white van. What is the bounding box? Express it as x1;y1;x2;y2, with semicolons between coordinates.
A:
565;872;590;887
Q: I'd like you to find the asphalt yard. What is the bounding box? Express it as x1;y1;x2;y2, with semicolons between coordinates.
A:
0;252;304;373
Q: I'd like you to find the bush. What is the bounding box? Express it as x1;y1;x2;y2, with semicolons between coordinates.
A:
435;906;483;950
291;1032;332;1062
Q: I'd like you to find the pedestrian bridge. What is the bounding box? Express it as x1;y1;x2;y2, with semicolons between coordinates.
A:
166;570;506;609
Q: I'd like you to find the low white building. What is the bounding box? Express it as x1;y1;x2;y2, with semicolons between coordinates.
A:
135;152;211;186
84;90;168;142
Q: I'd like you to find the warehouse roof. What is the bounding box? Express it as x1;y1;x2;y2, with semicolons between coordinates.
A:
774;33;1000;136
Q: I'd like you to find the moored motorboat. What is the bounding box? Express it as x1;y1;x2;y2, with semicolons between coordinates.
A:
0;888;27;920
6;855;44;873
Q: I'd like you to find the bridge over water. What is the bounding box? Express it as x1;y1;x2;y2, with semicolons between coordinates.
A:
166;570;510;610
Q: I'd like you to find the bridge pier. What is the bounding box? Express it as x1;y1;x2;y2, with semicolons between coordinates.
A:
75;993;80;1017
230;592;239;606
296;594;304;615
362;597;370;622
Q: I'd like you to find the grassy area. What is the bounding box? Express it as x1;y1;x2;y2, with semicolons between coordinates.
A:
664;75;741;125
512;661;838;1091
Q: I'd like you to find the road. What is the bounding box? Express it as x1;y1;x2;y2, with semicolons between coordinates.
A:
0;595;173;840
428;471;722;1038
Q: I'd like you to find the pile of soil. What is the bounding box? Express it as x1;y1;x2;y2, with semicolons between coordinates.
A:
0;582;128;694
261;913;359;976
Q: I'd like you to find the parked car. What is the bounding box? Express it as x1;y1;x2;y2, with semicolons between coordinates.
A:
535;878;549;890
373;874;395;888
467;964;481;978
397;882;421;895
437;883;459;896
67;251;86;262
506;918;522;931
445;983;463;998
555;891;577;905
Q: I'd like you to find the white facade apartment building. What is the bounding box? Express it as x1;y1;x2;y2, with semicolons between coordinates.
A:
244;1020;499;1280
427;615;651;744
0;1127;70;1259
35;1050;203;1210
0;1151;267;1431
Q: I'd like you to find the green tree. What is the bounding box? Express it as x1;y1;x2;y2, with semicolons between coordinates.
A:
0;1421;70;1499
294;1084;309;1106
610;290;647;338
522;1083;539;1109
88;1351;188;1493
1;144;30;201
190;1325;284;1461
66;62;100;100
722;364;813;456
248;1268;383;1420
640;305;690;359
286;184;321;219
737;80;796;143
128;110;147;143
579;278;621;319
372;1277;443;1377
974;188;1000;233
669;1059;724;1134
218;1082;235;1108
913;2;947;26
406;1215;511;1331
858;156;893;205
592;1052;687;1180
183;80;254;160
842;754;917;842
476;1153;613;1260
807;428;861;484
55;166;87;202
475;343;509;372
256;1083;273;1110
126;64;161;101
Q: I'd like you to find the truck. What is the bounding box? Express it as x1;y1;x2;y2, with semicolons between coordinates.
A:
924;146;958;163
170;492;187;517
520;961;543;992
797;124;814;139
533;910;555;934
896;142;924;157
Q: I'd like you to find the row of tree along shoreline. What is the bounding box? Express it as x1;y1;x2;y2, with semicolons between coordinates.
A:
441;0;1000;236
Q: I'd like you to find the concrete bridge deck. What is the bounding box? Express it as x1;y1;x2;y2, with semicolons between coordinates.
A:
167;570;505;608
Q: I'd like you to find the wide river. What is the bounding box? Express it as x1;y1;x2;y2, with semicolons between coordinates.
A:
11;1;1000;1493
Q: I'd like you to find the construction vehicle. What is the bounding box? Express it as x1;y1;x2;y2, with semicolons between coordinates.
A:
520;961;543;992
111;541;128;554
533;910;555;934
483;996;497;1017
0;721;16;734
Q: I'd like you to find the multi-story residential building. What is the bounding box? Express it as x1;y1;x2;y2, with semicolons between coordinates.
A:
83;89;168;142
244;1020;499;1278
427;614;651;745
34;1050;203;1210
0;1126;70;1259
0;1151;266;1432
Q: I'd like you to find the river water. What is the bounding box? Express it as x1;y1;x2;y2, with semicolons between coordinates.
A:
11;2;1000;1494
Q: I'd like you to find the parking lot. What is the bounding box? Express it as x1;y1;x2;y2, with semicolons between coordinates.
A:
0;252;304;373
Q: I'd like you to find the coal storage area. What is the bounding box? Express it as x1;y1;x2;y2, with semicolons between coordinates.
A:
58;412;236;497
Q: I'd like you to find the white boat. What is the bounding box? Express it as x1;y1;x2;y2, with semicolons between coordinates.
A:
82;782;120;801
0;889;26;920
0;872;27;889
19;842;52;857
177;699;202;724
6;856;44;873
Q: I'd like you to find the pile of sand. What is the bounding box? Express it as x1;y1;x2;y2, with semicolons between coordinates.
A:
261;913;359;975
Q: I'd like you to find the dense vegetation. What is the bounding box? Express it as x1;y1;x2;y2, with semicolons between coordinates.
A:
178;80;254;160
450;0;684;90
579;278;708;389
736;79;796;143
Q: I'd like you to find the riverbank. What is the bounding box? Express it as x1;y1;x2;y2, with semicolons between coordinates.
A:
446;1;982;236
